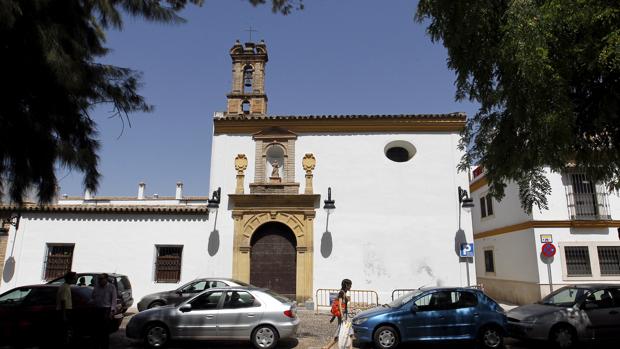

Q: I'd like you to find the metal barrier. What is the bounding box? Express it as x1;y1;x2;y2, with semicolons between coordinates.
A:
391;289;415;301
391;285;486;300
315;288;379;314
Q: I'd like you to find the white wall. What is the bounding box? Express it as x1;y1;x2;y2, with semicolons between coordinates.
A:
0;212;227;303
210;131;475;302
534;227;620;287
474;229;539;284
533;168;620;221
471;181;532;234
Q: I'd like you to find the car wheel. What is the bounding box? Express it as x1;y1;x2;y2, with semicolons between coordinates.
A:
144;323;169;348
373;326;400;349
148;301;165;309
251;325;279;349
479;325;504;349
550;325;577;349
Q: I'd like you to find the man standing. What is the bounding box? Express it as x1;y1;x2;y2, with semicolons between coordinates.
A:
56;271;77;345
91;273;117;349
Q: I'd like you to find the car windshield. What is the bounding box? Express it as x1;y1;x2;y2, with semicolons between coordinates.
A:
388;290;424;307
539;287;587;307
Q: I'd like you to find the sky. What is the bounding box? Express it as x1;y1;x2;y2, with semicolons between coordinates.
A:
57;0;480;198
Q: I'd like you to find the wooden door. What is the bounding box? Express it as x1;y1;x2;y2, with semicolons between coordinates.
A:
250;223;296;299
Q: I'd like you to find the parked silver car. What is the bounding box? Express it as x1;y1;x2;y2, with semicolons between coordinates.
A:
126;286;299;348
137;278;249;311
508;284;620;348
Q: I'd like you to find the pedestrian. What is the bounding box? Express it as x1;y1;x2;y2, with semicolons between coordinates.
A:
90;273;117;349
56;271;77;345
322;278;353;349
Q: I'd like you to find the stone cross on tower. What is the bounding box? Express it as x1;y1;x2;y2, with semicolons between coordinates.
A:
226;39;268;117
245;26;258;42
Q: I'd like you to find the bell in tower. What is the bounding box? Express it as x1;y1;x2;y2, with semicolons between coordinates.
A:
226;40;268;117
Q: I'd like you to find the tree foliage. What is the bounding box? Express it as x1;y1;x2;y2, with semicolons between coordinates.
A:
0;0;300;204
416;0;620;212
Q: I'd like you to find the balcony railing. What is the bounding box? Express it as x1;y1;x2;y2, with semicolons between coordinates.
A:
565;172;611;220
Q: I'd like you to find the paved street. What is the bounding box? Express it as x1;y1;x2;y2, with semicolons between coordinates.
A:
2;309;616;349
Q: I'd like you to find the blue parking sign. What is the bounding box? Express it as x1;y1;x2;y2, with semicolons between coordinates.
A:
460;243;474;257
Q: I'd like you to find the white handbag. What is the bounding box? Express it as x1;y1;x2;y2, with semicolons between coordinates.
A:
337;319;352;349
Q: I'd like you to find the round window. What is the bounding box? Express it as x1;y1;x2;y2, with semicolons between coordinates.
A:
384;140;416;162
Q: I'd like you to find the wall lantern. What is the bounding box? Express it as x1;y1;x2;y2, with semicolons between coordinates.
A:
323;187;336;233
207;187;221;215
0;212;20;234
458;186;474;212
323;187;336;214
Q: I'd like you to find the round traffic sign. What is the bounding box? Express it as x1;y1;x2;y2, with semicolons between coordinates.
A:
542;242;557;258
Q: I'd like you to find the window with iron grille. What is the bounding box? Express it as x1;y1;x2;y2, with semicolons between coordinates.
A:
44;244;75;281
564;246;592;276
155;246;183;283
565;172;610;220
598;246;620;276
484;250;495;273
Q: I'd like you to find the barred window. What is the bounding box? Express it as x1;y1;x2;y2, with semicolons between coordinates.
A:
155;246;183;283
598;247;620;276
44;244;75;281
565;246;592;276
484;250;495;273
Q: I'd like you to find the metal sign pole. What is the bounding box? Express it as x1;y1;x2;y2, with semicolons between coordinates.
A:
547;263;553;294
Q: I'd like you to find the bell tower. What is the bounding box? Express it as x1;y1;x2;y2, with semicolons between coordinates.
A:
226;40;268;117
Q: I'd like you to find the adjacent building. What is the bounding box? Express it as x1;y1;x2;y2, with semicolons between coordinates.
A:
470;166;620;305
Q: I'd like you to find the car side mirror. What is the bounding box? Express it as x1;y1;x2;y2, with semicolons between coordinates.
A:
179;304;192;313
411;304;418;313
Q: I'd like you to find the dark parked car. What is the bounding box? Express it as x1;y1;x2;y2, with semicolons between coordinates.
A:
351;287;507;349
48;272;133;313
127;286;299;349
508;284;620;348
0;284;123;347
137;277;249;311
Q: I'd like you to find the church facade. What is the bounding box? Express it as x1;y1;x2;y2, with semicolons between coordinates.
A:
206;41;475;302
1;41;475;304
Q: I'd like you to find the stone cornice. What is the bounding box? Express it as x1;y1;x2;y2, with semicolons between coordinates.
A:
214;113;466;134
474;220;620;239
228;194;320;210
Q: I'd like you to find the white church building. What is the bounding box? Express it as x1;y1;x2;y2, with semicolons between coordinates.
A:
1;41;475;305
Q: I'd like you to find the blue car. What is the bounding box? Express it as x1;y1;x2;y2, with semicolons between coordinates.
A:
351;287;507;349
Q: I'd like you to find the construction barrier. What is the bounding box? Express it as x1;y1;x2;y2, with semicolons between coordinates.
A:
315;288;379;314
391;285;486;301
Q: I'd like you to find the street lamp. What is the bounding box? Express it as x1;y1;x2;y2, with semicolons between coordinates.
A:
323;187;336;233
207;187;221;215
207;187;221;231
458;186;474;212
323;187;336;214
0;212;20;234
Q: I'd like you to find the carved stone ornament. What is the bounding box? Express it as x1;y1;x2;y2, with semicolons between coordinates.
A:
235;154;248;174
302;153;316;174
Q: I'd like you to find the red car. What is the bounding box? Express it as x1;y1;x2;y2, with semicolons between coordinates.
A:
0;284;122;347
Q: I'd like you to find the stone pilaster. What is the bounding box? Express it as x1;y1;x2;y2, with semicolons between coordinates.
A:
302;153;316;194
234;154;248;194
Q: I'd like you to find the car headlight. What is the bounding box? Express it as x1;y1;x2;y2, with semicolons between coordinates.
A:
522;316;538;324
352;317;368;325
